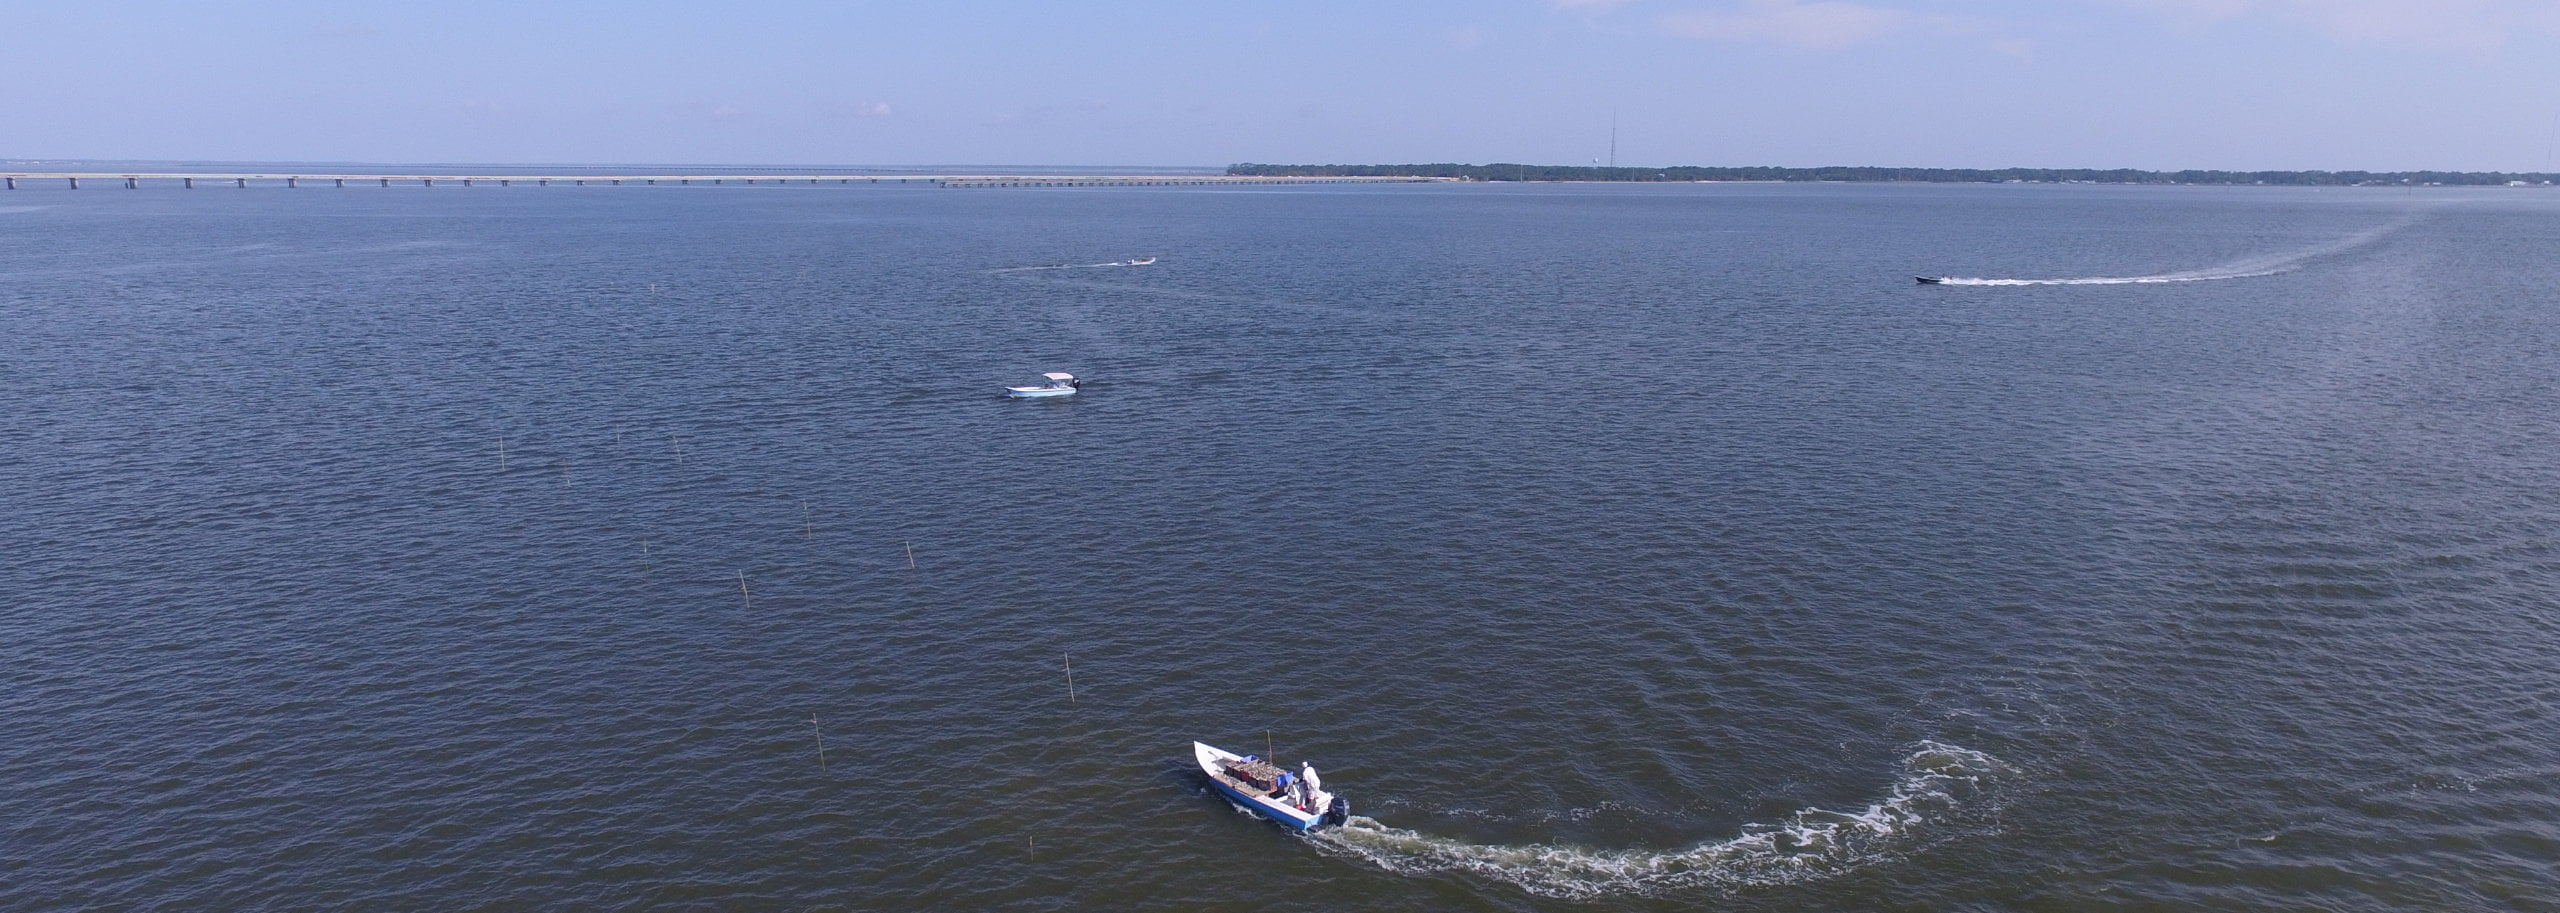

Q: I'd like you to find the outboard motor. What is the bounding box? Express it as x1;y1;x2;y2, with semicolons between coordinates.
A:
1321;796;1350;828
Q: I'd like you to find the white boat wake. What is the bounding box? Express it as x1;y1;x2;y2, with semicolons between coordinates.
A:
992;257;1158;272
1310;741;2006;898
1925;214;2418;286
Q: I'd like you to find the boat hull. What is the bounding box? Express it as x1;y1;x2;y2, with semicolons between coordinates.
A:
1005;386;1076;398
1207;773;1317;831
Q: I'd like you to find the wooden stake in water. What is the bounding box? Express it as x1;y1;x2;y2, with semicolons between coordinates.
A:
739;571;751;609
802;499;812;538
905;540;917;569
498;435;507;470
811;713;827;771
1064;652;1076;705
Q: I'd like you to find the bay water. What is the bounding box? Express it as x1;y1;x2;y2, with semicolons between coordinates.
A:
4;178;2556;911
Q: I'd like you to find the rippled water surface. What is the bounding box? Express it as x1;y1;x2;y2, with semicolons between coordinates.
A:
5;181;2558;911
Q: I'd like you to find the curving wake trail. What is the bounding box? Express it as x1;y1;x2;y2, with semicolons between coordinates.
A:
989;257;1158;272
1308;742;2008;899
1926;213;2421;286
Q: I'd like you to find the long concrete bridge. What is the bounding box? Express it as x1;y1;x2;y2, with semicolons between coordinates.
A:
0;171;1452;190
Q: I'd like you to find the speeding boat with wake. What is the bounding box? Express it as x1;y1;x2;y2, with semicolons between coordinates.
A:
1915;276;1946;284
1195;741;1349;831
1005;372;1080;398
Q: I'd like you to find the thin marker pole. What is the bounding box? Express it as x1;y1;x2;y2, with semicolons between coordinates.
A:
802;499;812;538
498;435;507;470
1064;652;1076;705
739;571;751;609
905;540;917;569
2546;106;2560;171
811;713;827;771
1267;730;1275;763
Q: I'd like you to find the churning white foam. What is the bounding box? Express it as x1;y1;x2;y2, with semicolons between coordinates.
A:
1310;741;2006;898
1931;214;2417;286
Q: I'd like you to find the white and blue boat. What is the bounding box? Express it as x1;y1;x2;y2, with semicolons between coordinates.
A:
1194;740;1350;831
1005;372;1080;398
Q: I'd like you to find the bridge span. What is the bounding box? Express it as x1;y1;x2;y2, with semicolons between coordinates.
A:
0;171;1450;190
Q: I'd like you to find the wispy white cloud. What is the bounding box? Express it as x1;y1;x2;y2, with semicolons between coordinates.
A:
1658;0;1907;49
2117;0;2250;25
2114;0;2560;54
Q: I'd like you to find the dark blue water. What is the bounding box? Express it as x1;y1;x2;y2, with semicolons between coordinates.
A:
5;180;2557;911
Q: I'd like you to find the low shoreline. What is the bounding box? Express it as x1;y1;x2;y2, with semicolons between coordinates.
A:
1228;162;2560;187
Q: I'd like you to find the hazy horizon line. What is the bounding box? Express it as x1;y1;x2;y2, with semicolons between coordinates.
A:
12;156;2556;175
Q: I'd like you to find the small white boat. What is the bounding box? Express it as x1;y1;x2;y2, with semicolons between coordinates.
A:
1195;740;1349;831
1126;257;1157;266
1005;372;1080;398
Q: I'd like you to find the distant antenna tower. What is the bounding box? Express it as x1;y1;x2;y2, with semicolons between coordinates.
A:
1609;112;1618;169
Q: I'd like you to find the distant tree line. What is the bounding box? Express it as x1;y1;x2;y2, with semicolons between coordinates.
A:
1227;162;2560;186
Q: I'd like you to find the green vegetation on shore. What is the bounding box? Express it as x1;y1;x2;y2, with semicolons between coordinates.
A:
1228;162;2559;186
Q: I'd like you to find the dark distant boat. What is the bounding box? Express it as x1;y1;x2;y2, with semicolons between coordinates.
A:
1195;741;1348;831
1915;276;1945;284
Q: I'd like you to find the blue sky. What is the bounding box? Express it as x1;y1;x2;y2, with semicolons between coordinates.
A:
6;0;2558;171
